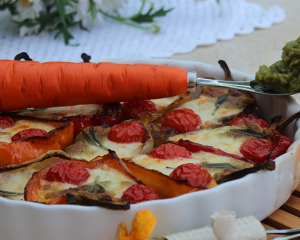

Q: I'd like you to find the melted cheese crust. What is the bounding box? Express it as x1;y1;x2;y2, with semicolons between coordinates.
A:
38;164;136;200
168;126;252;156
66;137;146;161
177;96;243;127
86;165;135;198
152;96;180;110
131;152;253;177
0;120;57;143
0;157;59;200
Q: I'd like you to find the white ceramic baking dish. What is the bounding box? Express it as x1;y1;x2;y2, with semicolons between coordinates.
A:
0;59;299;240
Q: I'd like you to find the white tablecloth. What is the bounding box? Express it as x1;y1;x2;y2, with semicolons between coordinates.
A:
0;0;285;62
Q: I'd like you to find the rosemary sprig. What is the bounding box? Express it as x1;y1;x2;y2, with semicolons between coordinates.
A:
80;128;99;147
213;95;228;115
89;127;104;147
88;176;106;193
81;127;107;149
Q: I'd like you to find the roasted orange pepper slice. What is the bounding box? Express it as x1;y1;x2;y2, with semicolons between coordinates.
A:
0;116;74;169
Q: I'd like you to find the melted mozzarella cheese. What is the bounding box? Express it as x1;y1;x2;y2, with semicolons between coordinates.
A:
131;152;253;177
101;138;144;158
86;165;135;198
168;126;251;156
177;96;242;127
39;164;136;200
67;144;109;161
0;120;57;143
152;96;180;110
66;135;148;161
0;157;59;200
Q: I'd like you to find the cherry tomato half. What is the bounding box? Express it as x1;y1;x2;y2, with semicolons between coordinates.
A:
44;161;90;186
169;163;212;188
11;128;48;142
148;143;191;160
108;121;146;143
68;103;121;137
230;115;269;128
96;103;121;126
121;100;158;119
0;116;14;129
270;131;292;160
70;115;95;137
240;138;275;165
162;109;201;134
121;184;162;204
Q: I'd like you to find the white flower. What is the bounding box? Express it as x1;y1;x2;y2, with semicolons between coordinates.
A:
19;24;40;37
67;0;127;29
71;0;104;29
12;0;44;21
99;0;127;12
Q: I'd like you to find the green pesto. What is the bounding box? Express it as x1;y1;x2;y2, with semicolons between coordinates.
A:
255;37;300;93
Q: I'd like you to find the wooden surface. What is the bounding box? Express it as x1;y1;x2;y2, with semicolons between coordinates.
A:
262;183;300;239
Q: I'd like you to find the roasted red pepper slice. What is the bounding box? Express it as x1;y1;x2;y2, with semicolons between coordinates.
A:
177;139;252;164
0;116;14;129
11;128;48;142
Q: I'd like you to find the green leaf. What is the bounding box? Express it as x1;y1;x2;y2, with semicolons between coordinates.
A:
54;0;75;45
131;7;174;23
230;128;265;138
89;0;98;22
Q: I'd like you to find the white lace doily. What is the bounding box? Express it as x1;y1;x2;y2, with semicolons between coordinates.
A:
0;0;285;62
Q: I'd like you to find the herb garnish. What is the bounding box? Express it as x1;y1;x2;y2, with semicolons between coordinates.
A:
213;95;228;115
230;128;265;138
